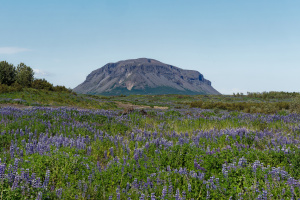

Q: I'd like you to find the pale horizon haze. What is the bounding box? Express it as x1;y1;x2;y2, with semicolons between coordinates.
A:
1;0;300;94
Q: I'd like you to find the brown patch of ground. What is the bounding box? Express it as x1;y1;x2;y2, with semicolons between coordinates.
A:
115;101;168;110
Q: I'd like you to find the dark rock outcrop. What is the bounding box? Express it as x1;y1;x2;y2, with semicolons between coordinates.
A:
73;58;220;95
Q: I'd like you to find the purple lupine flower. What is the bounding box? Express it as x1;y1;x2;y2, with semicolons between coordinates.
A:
56;188;63;198
139;193;145;200
87;146;92;155
206;190;210;199
97;161;102;173
36;177;41;188
161;186;167;199
94;185;98;192
126;182;130;192
194;159;206;172
78;180;82;190
88;174;93;183
0;163;6;179
104;150;107;159
252;160;261;174
182;191;186;200
132;178;138;189
147;177;152;188
11;175;20;190
151;193;156;200
262;189;267;200
134;152;139;163
109;147;114;157
36;192;43;200
169;184;173;195
116;188;120;200
188;183;191;192
167;166;171;171
84;183;88;192
42;170;50;189
238;157;247;168
175;188;181;200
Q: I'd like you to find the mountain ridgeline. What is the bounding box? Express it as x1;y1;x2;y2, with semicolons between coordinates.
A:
74;58;220;95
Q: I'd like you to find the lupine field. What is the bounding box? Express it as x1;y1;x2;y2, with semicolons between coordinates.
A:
1;93;300;199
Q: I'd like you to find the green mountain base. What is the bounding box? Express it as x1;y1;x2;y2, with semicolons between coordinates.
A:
89;86;207;96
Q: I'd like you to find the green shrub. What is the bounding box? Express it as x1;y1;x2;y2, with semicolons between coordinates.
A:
290;96;300;113
32;79;54;90
0;83;9;93
190;101;290;114
0;83;23;94
53;85;71;93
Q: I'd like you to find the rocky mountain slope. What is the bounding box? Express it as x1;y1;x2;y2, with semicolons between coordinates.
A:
73;58;220;95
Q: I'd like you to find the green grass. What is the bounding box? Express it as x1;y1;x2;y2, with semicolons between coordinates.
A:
0;95;300;199
0;88;117;109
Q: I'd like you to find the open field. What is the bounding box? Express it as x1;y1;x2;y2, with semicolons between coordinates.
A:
0;91;300;199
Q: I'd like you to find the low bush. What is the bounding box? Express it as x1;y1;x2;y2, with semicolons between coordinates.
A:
32;79;54;90
0;83;23;93
290;96;300;113
190;101;290;114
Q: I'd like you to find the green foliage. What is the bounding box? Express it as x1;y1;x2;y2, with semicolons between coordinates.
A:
0;60;71;95
0;61;16;86
53;85;71;93
165;110;182;117
190;100;290;114
1;96;300;199
0;83;23;94
247;91;299;99
32;79;54;90
0;88;117;109
15;63;34;87
290;95;300;113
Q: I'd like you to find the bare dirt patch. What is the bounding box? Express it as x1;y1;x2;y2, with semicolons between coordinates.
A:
115;101;168;110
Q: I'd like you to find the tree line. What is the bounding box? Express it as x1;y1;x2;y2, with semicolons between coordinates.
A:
0;61;70;93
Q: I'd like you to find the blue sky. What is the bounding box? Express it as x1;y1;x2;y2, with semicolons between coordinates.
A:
1;0;299;94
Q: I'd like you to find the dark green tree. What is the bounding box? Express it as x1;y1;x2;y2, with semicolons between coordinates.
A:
32;78;54;90
16;63;34;87
0;61;16;85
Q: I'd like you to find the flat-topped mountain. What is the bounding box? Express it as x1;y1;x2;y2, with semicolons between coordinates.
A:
73;58;220;95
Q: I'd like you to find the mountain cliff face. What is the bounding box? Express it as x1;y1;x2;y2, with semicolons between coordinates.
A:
73;58;220;95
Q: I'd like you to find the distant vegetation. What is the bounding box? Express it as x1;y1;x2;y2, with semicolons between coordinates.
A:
0;88;117;109
238;91;299;99
105;92;300;114
0;61;118;109
1;60;300;114
190;92;300;114
190;101;291;114
0;61;70;93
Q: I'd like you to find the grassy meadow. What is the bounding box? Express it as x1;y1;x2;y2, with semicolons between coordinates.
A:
0;90;300;199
